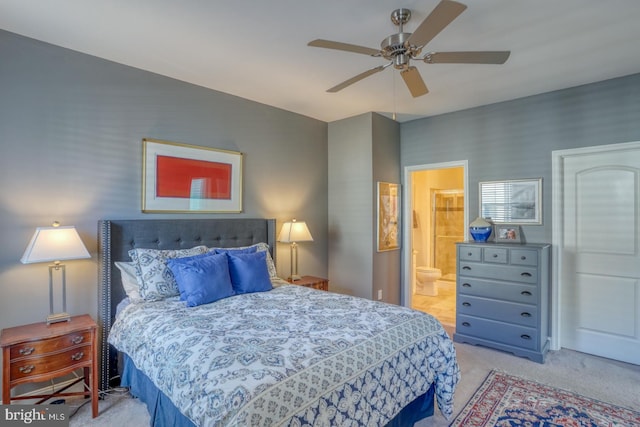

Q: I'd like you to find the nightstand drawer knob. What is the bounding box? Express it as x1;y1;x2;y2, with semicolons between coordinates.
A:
71;335;84;344
19;347;35;355
71;351;84;361
19;365;35;374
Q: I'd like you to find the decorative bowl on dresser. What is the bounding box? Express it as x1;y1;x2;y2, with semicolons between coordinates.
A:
453;242;551;363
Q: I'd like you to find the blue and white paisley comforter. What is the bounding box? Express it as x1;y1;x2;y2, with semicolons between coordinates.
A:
109;285;459;426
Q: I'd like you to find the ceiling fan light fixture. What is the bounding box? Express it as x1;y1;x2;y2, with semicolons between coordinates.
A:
308;0;510;97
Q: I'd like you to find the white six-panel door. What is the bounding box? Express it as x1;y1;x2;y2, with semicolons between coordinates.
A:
557;143;640;364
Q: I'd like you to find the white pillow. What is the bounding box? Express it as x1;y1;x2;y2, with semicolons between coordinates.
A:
128;246;208;301
114;261;143;303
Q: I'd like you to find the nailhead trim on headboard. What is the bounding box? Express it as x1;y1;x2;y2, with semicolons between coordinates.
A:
97;218;276;392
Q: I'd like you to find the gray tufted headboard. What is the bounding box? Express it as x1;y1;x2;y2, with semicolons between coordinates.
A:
97;218;276;392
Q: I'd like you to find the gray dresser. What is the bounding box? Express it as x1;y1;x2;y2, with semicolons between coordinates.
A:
453;242;551;363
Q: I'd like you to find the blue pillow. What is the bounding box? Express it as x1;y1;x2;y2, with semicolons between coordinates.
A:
226;251;272;294
167;253;235;307
213;246;258;255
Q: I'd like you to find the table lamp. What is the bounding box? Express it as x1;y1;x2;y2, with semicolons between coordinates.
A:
278;219;313;281
21;222;90;324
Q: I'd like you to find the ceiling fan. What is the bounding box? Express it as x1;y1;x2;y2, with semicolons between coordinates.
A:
308;0;510;97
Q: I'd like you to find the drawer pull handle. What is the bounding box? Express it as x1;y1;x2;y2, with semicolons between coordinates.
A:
520;334;532;340
461;322;471;327
19;347;35;355
521;291;532;296
521;272;532;277
521;312;532;318
462;266;471;270
462;302;471;307
71;335;84;344
467;252;473;256
521;256;527;260
462;283;471;288
19;365;35;374
493;254;498;258
71;351;84;361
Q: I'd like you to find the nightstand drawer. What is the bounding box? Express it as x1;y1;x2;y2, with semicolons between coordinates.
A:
10;344;92;380
9;331;92;359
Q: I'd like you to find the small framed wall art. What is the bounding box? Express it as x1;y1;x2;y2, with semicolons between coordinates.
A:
377;182;400;251
142;138;243;213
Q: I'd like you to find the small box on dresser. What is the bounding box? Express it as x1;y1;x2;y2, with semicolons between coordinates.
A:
454;242;551;363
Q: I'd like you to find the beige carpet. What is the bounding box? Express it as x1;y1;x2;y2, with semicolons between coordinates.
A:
70;339;640;427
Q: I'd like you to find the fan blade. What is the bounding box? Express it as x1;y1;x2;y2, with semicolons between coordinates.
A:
400;66;429;97
327;65;388;93
424;51;510;64
406;0;467;48
308;39;380;56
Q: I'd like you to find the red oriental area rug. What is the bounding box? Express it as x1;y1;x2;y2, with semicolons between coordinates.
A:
450;370;640;427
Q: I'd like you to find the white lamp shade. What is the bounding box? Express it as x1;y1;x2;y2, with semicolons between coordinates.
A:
21;226;90;264
278;220;313;243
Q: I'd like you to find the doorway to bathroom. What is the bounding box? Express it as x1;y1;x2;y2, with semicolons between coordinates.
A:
403;161;467;328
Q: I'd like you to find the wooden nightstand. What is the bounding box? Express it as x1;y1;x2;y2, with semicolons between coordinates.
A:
288;276;329;291
1;314;98;418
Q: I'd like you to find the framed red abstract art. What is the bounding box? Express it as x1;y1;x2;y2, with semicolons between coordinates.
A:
142;138;243;213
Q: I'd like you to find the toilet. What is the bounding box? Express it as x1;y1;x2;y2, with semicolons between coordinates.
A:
415;266;442;296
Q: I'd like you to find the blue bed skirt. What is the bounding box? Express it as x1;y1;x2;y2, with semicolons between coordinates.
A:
121;354;435;426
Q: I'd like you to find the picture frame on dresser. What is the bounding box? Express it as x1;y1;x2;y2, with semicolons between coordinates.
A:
495;225;522;243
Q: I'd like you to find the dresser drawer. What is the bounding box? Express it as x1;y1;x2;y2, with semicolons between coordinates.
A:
458;295;537;327
459;262;538;284
457;315;538;350
483;247;508;264
459;245;482;262
10;345;92;380
9;331;92;359
458;277;537;303
510;249;538;266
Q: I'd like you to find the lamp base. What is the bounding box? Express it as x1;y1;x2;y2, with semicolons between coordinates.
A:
47;312;71;325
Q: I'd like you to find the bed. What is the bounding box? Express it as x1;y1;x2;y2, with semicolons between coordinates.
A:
97;218;459;426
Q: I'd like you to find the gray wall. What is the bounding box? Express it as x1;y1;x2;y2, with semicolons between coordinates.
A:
328;113;400;301
401;72;640;244
0;29;328;348
372;114;401;304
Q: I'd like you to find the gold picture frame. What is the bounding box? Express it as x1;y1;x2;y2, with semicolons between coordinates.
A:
142;138;243;213
377;182;400;251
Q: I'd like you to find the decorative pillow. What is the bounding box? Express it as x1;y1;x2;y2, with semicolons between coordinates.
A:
213;246;257;255
226;251;273;294
167;253;235;307
114;261;143;303
209;242;277;279
128;246;208;301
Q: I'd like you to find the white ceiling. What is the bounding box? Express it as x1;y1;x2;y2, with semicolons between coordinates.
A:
2;0;640;123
